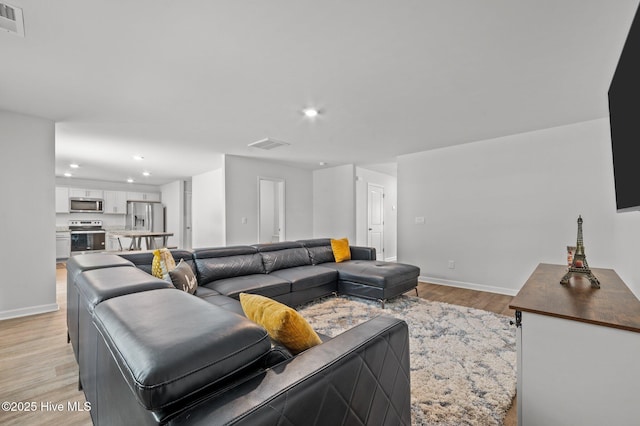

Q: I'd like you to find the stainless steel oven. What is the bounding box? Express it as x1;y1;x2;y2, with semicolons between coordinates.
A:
69;220;106;254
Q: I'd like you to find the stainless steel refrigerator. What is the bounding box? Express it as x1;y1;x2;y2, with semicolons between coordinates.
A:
126;201;165;232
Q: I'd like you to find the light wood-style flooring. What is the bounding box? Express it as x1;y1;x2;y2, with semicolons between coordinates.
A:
0;266;517;425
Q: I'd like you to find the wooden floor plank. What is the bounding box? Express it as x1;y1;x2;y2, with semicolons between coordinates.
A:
0;266;516;425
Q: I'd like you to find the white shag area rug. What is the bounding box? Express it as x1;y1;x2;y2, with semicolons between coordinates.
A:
297;295;517;426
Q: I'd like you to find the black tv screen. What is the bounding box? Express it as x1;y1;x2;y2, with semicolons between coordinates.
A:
609;4;640;212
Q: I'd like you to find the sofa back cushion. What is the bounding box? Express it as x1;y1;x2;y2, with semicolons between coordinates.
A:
118;249;195;276
193;246;265;286
254;242;311;273
297;239;335;265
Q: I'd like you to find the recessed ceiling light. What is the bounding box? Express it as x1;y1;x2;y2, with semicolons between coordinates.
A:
142;171;151;177
133;155;144;161
127;178;134;183
64;172;72;177
70;163;80;168
319;162;327;166
302;108;319;118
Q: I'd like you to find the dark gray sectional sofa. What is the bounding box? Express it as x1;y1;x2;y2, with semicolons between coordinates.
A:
66;238;419;425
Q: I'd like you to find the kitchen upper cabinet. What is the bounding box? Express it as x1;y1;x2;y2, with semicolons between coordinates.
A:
69;188;104;199
104;190;127;214
55;187;70;213
126;191;160;202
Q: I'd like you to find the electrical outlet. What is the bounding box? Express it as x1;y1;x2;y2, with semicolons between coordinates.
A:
448;260;455;269
415;216;425;224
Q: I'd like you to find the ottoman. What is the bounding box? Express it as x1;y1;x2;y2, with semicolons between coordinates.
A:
324;260;420;307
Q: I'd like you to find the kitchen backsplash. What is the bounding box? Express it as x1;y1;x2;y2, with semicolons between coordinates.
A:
56;212;126;229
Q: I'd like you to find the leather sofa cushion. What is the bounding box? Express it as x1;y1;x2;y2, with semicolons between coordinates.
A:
297;239;335;265
199;294;246;316
324;260;420;289
271;265;338;291
76;267;175;312
205;274;291;299
259;247;312;273
305;245;336;264
67;253;134;282
193;286;220;298
93;289;271;410
194;247;265;285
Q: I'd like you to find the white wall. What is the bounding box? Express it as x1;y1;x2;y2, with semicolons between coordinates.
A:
398;118;640;296
224;156;313;245
192;163;225;248
313;164;356;240
0;110;57;319
161;180;184;248
355;167;398;260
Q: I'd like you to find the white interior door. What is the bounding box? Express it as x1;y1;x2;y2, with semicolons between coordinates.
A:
258;177;285;243
367;184;384;260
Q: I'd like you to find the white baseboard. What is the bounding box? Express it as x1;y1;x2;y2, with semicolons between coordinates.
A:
420;275;519;297
384;256;397;262
0;303;59;320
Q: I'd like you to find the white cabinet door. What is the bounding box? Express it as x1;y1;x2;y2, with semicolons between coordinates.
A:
69;188;104;199
56;232;71;259
55;187;69;213
127;191;160;201
519;312;640;426
104;190;127;214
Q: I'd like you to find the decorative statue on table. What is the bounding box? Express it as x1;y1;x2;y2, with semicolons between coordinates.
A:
560;215;600;288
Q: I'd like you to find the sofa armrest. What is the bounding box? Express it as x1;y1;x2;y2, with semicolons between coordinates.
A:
350;245;376;260
168;316;411;425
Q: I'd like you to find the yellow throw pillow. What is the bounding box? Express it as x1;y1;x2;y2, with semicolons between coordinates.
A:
152;248;176;281
330;238;351;263
239;293;322;355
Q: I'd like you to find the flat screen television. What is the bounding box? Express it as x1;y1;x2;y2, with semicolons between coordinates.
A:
608;4;640;212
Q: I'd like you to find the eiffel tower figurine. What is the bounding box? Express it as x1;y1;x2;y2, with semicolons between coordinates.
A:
560;215;600;288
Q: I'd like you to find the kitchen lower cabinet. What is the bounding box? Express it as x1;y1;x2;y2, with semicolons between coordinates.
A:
56;232;71;260
510;264;640;426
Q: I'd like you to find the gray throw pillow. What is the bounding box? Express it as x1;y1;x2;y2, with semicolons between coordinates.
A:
169;259;198;294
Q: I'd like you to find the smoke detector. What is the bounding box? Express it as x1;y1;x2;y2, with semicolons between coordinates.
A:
248;138;290;150
0;2;24;37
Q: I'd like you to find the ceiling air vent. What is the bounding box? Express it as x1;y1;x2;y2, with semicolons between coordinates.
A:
0;2;25;37
248;138;290;150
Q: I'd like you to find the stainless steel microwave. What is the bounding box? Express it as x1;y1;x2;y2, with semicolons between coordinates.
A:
69;198;104;213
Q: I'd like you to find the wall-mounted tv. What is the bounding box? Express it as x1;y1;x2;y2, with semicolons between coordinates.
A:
609;4;640;212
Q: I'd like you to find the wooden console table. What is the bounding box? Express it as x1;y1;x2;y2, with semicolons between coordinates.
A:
510;263;640;425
